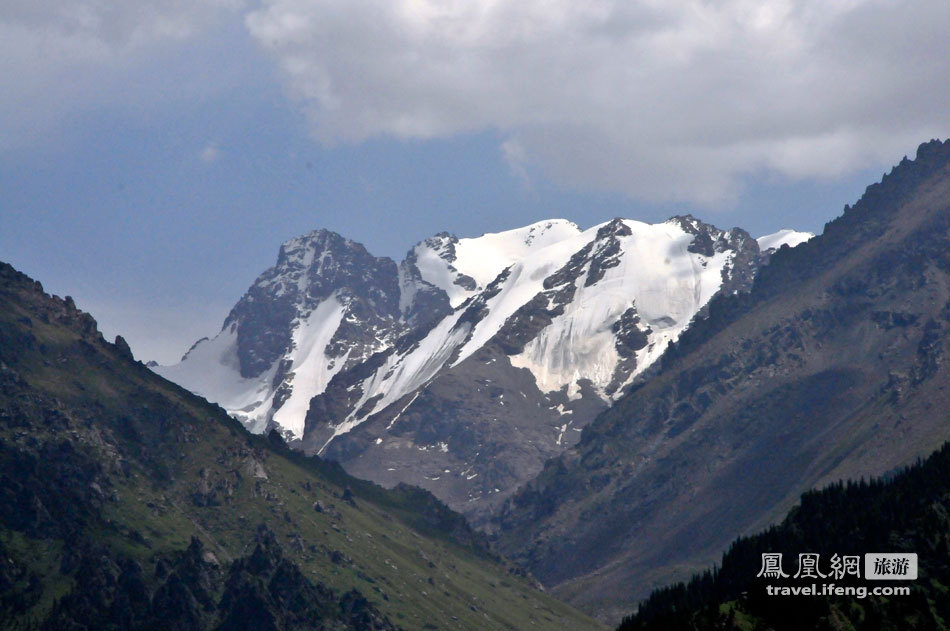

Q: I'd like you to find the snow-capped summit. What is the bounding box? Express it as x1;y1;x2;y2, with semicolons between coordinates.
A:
757;228;814;252
156;216;795;522
399;219;582;311
155;229;404;438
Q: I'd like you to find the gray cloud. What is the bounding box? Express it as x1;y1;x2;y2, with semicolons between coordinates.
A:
2;0;242;58
4;0;948;205
245;0;950;204
0;0;243;151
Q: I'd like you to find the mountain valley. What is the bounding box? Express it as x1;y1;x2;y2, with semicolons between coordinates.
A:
495;139;950;621
7;140;950;628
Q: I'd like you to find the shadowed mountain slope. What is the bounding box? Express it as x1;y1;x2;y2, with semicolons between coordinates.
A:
495;139;950;622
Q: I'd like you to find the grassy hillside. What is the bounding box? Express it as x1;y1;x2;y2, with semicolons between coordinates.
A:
0;261;603;631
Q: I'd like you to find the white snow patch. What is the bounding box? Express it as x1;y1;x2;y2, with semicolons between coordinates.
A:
452;225;600;365
757;229;814;252
386;391;421;430
452;219;582;287
154;326;277;433
156;295;350;438
297;248;317;292
270;296;347;437
410;219;582;308
510;219;732;400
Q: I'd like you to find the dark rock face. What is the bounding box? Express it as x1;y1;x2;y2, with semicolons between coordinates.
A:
398;236;456;332
218;525;395;631
114;335;134;360
494;139;950;622
670;214;765;299
605;307;650;396
585;218;632;287
328;345;599;526
224;230;403;379
301;348;396;446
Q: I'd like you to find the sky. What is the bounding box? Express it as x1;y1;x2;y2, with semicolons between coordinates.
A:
2;0;949;363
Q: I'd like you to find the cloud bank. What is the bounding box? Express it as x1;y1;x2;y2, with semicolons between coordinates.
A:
4;0;949;204
245;0;950;204
0;0;243;150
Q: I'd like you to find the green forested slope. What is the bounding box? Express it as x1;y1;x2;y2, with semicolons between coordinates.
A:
0;261;602;631
619;442;950;630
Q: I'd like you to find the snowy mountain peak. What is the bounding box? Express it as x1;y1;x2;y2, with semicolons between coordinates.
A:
260;228;399;309
499;216;758;401
451;219;581;285
155;228;404;437
156;216;803;520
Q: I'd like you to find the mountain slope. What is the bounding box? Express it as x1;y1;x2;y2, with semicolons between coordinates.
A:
495;139;950;621
619;440;950;631
0;261;602;631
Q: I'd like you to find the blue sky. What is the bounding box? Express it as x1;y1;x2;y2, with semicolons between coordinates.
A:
2;1;947;362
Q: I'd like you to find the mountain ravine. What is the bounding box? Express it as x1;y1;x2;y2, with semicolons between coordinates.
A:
155;217;808;525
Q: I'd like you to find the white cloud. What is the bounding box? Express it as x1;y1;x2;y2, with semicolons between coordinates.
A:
245;0;950;205
501;138;531;189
